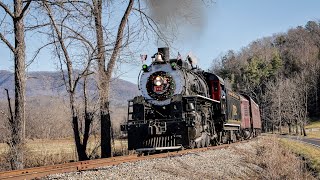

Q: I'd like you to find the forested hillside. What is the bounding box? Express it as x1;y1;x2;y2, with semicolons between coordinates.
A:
212;21;320;133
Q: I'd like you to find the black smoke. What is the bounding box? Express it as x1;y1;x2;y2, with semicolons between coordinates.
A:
143;0;208;45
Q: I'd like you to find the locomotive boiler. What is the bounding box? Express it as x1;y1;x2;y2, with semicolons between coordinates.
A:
122;47;261;153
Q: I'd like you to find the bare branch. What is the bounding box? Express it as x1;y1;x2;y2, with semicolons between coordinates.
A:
4;89;14;124
26;41;58;68
0;12;7;27
54;41;69;93
107;0;134;76
20;0;32;18
58;23;95;50
132;7;170;46
25;23;51;31
73;51;94;92
0;32;15;53
43;1;74;93
0;2;14;19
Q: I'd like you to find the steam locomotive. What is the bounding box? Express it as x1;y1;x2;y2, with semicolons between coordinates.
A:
122;47;261;153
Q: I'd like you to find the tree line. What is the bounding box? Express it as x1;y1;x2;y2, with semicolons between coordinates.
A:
212;21;320;135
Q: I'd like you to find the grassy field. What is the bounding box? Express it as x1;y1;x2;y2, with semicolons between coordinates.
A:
0;138;128;170
280;138;320;176
305;131;320;139
306;120;320;129
0;138;128;156
305;120;320;138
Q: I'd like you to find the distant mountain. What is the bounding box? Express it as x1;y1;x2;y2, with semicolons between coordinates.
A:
0;70;139;106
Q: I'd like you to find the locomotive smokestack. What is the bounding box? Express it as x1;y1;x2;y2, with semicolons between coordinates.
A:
158;47;169;61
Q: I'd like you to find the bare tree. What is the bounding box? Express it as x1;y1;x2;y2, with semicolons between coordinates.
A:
41;1;95;160
93;0;134;158
294;71;311;136
0;0;32;170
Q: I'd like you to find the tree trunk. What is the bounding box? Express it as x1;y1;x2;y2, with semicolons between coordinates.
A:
278;92;282;134
303;87;307;137
82;77;92;156
288;123;292;135
272;124;274;134
11;0;26;170
83;112;93;153
72;115;89;161
93;0;112;158
70;94;88;161
315;84;318;116
100;103;112;158
94;0;134;158
302;123;307;136
278;122;282;134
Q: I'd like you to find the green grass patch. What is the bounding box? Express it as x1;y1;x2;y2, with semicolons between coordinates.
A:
280;138;320;175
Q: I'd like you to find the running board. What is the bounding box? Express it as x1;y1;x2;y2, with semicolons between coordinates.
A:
224;123;240;131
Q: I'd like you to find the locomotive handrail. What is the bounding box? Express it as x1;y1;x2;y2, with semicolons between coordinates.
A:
184;95;220;103
128;118;184;124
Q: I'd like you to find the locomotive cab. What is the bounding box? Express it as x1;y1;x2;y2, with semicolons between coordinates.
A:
203;73;224;101
203;72;226;115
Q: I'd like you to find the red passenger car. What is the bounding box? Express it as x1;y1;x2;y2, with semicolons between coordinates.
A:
249;98;261;136
240;95;251;139
240;94;262;138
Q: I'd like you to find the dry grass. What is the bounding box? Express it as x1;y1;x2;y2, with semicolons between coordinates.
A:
0;138;128;171
306;121;320;129
280;138;320;177
240;136;315;179
306;131;320;139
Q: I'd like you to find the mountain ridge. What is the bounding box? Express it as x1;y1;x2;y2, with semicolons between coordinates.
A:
0;70;139;106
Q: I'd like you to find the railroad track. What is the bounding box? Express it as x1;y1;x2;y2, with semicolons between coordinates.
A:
0;142;244;180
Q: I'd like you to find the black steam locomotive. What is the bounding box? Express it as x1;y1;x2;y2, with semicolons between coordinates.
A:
122;47;261;153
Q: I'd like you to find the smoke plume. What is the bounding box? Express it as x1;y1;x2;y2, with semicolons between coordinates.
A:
143;0;207;45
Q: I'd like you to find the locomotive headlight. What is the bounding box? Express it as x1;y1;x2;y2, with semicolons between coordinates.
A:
154;76;162;86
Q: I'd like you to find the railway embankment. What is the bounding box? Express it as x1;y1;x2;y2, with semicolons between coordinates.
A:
280;137;320;178
44;136;315;180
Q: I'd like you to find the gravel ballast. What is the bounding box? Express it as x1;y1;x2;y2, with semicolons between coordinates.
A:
45;140;263;180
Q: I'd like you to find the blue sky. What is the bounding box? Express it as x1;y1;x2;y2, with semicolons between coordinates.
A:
1;0;320;83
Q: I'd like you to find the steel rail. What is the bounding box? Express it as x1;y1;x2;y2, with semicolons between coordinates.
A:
0;142;244;180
